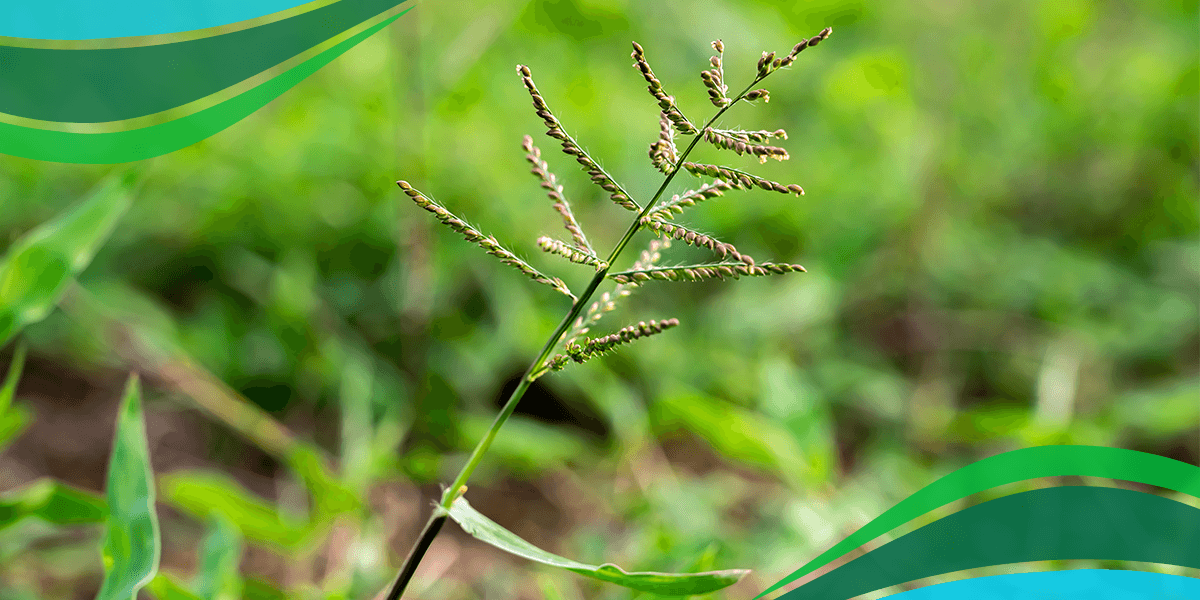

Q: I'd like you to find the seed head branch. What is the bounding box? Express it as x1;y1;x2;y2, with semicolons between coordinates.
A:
538;236;607;270
522;135;593;252
398;180;576;300
548;318;681;371
649;113;679;175
701;127;790;163
702;40;732;108
608;261;806;284
681;162;804;196
518;65;641;212
650;181;736;220
640;217;754;265
631;42;697;135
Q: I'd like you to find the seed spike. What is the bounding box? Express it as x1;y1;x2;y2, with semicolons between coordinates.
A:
398;180;575;300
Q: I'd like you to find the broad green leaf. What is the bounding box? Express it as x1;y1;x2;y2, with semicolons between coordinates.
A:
159;470;308;550
147;573;204;600
0;343;31;452
0;478;107;531
191;512;244;600
446;496;749;595
97;374;161;600
0;174;133;348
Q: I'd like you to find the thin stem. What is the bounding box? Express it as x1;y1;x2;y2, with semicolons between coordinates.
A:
383;73;766;600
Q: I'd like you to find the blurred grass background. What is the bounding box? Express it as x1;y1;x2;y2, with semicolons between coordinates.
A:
1;0;1197;598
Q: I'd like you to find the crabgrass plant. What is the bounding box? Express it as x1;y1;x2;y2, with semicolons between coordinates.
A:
385;28;834;599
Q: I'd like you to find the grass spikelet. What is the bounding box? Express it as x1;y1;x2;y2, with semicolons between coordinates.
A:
631;41;697;135
607;261;806;284
681;162;804;195
538;236;606;270
518;65;641;212
523;136;593;251
549;318;681;371
398;180;576;300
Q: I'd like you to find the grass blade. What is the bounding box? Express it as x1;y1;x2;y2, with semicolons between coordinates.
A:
0;343;31;452
159;471;308;550
446;496;748;595
96;374;162;600
0;478;107;531
191;512;244;600
0;174;133;348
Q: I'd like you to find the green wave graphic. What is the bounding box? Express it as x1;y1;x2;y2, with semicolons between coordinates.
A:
0;0;407;123
757;445;1200;598
776;485;1200;600
0;7;410;164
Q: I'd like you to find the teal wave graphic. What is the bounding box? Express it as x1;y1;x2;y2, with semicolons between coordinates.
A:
1;1;310;40
0;8;409;164
757;445;1200;598
881;570;1200;600
0;0;407;123
777;486;1200;600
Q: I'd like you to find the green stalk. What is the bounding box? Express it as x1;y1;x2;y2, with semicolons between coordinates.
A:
383;75;765;600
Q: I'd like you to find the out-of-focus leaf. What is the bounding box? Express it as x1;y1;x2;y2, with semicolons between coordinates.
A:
285;444;362;519
654;390;816;489
159;470;307;550
0;342;31;452
458;413;590;475
446;496;749;595
0;174;133;348
242;577;293;600
96;374;161;600
147;573;204;600
0;478;107;531
191;512;244;600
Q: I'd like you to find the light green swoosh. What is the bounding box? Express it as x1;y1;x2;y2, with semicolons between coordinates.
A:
0;6;410;164
756;445;1200;599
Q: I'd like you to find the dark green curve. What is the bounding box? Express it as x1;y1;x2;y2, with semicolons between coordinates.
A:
777;485;1200;600
0;0;407;123
0;9;409;164
756;445;1200;598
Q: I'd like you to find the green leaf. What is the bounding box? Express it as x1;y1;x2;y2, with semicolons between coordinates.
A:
159;470;308;550
0;343;31;452
97;374;162;600
191;512;244;600
146;573;205;600
242;577;293;600
0;478;107;531
284;445;362;519
446;496;749;595
0;175;133;348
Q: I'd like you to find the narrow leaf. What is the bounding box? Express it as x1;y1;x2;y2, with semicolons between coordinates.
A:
159;471;308;550
0;478;107;531
446;496;748;595
0;343;31;452
97;374;162;600
191;512;243;600
0;174;133;348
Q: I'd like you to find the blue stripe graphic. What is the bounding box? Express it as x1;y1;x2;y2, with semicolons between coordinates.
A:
1;0;314;40
882;569;1200;600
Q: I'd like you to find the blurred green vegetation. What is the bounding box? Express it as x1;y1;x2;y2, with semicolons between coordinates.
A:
1;0;1197;598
